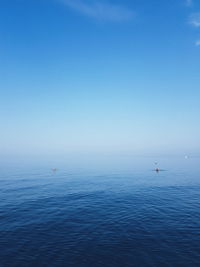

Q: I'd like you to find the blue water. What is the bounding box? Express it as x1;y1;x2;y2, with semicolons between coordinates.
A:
1;157;200;266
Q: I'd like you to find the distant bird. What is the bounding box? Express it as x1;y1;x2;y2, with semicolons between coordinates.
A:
51;168;58;172
154;162;160;172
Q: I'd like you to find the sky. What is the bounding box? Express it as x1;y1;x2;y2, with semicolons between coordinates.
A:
0;0;200;158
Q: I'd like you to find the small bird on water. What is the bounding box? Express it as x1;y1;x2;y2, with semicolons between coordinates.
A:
154;162;160;172
52;168;57;172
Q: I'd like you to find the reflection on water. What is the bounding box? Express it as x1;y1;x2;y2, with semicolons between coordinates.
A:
0;157;200;266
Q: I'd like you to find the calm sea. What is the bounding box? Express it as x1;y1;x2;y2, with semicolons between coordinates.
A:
0;156;200;266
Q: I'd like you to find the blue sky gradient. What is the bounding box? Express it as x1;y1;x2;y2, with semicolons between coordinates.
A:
1;0;200;157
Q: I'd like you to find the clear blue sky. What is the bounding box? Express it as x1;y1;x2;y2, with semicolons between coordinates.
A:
1;0;200;157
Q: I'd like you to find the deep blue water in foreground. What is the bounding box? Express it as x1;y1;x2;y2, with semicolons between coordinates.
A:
1;157;200;267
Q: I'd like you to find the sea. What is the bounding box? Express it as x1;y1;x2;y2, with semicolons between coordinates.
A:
0;156;200;267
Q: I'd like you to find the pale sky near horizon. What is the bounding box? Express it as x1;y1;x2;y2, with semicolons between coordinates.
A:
0;0;200;157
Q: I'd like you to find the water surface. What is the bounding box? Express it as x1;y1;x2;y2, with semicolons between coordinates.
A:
0;157;200;266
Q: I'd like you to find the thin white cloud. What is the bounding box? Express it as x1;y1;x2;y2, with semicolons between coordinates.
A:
195;40;200;46
59;0;134;22
189;12;200;27
185;0;193;7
